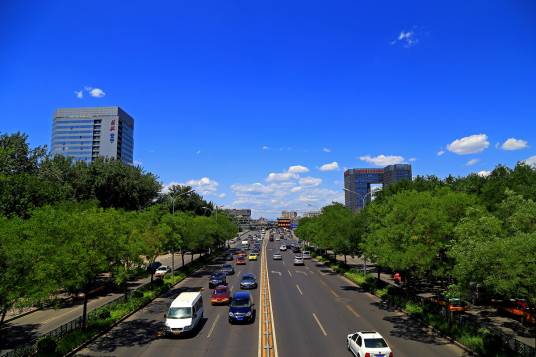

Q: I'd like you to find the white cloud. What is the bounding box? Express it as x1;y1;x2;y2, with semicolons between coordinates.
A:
217;193;227;199
437;150;445;156
524;155;536;167
319;161;339;172
74;90;83;99
447;134;490;155
288;165;309;174
477;170;491;177
196;150;201;155
299;177;322;187
183;177;219;195
501;138;528;151
391;30;418;48
323;147;331;153
89;88;106;98
359;154;405;167
133;160;143;166
290;186;303;193
231;183;274;194
466;158;479;166
262;145;270;150
266;172;298;182
408;157;417;162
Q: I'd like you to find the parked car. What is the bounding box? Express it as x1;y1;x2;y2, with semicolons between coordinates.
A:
146;261;162;274
211;285;231;305
154;265;172;278
498;299;536;324
347;331;393;357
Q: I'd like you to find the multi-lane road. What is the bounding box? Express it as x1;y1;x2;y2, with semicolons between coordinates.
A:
76;230;468;357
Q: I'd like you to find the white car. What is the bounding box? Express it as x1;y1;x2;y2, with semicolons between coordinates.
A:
279;245;287;251
155;265;172;278
293;256;304;266
347;331;392;357
302;251;311;259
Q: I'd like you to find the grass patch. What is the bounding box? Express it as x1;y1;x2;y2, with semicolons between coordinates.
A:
404;301;423;316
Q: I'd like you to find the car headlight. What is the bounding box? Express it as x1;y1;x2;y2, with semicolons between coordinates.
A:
229;312;234;317
246;311;252;317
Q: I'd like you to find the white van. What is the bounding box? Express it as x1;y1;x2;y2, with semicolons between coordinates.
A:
164;292;203;336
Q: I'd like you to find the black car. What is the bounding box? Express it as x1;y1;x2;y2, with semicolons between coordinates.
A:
240;273;258;289
209;272;227;288
221;264;235;276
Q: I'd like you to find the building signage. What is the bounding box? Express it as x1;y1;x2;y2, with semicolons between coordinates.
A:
109;119;116;143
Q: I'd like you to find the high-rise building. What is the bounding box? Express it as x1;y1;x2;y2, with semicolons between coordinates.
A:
51;107;134;164
281;211;298;219
344;164;412;211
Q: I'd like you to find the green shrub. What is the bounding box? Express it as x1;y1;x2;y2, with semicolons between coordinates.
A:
458;334;484;354
404;302;423;316
375;287;389;299
36;336;57;356
55;329;94;355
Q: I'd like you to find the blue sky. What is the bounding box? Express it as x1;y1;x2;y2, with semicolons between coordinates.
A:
1;1;535;217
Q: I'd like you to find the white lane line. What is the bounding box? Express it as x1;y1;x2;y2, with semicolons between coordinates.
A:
295;270;307;276
296;284;303;295
288;270;292;277
346;304;360;318
206;313;220;338
312;313;328;336
282;261;286;265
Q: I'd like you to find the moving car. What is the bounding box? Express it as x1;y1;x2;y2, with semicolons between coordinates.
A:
221;264;235;276
248;253;258;261
211;285;231;305
302;251;311;259
279;245;287;251
236;256;247;265
154;265;172;278
209;272;227;289
291;246;301;253
240;273;258;289
164;292;204;336
347;331;393;357
224;254;234;261
272;253;282;260
228;291;255;324
293;255;304;266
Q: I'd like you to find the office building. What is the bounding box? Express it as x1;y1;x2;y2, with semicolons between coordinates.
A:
344;164;412;211
281;211;298;219
51;107;134;164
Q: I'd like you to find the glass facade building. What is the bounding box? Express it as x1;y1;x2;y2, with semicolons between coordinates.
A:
344;164;412;211
51;107;134;164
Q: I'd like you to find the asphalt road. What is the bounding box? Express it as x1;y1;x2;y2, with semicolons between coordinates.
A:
72;229;467;357
266;237;468;357
77;234;262;357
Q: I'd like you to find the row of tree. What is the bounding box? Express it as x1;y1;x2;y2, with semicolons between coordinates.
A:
296;164;536;307
0;132;237;329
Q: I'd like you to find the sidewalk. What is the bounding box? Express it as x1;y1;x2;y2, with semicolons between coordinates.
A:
332;252;536;349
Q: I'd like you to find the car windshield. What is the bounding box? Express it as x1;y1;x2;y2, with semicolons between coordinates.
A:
223;265;232;269
214;288;227;295
364;338;388;348
167;307;192;319
211;275;223;280
231;298;250;307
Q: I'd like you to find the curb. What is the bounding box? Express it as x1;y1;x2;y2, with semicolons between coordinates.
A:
65;254;218;356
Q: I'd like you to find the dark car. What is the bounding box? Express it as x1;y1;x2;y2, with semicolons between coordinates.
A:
240;273;257;289
291;246;301;253
228;291;255;323
224;254;234;261
209;272;227;288
221;264;235;276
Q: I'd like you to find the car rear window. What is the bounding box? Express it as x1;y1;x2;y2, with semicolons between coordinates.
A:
364;338;388;348
214;288;227;295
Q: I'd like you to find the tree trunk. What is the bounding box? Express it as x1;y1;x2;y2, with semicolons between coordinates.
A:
377;266;381;281
363;256;367;276
82;290;88;329
181;252;185;267
171;249;175;275
344;255;347;265
0;308;7;344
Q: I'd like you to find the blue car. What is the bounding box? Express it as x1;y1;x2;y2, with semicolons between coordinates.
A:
228;291;255;324
240;273;257;289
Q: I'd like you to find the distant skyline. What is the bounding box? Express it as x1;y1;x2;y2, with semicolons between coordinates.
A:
1;1;535;218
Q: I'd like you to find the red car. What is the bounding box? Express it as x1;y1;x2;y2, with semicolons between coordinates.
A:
236;256;246;265
211;285;231;305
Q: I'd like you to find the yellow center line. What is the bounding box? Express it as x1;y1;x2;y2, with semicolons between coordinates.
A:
312;313;328;336
345;304;360;318
296;284;303;295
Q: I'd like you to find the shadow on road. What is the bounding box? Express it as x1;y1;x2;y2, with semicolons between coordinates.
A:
383;314;452;347
0;323;40;351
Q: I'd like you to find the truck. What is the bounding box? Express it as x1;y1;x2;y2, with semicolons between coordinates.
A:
241;240;250;250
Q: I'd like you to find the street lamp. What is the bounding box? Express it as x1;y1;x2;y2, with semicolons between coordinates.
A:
343;188;373;209
169;188;194;214
168;188;193;274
